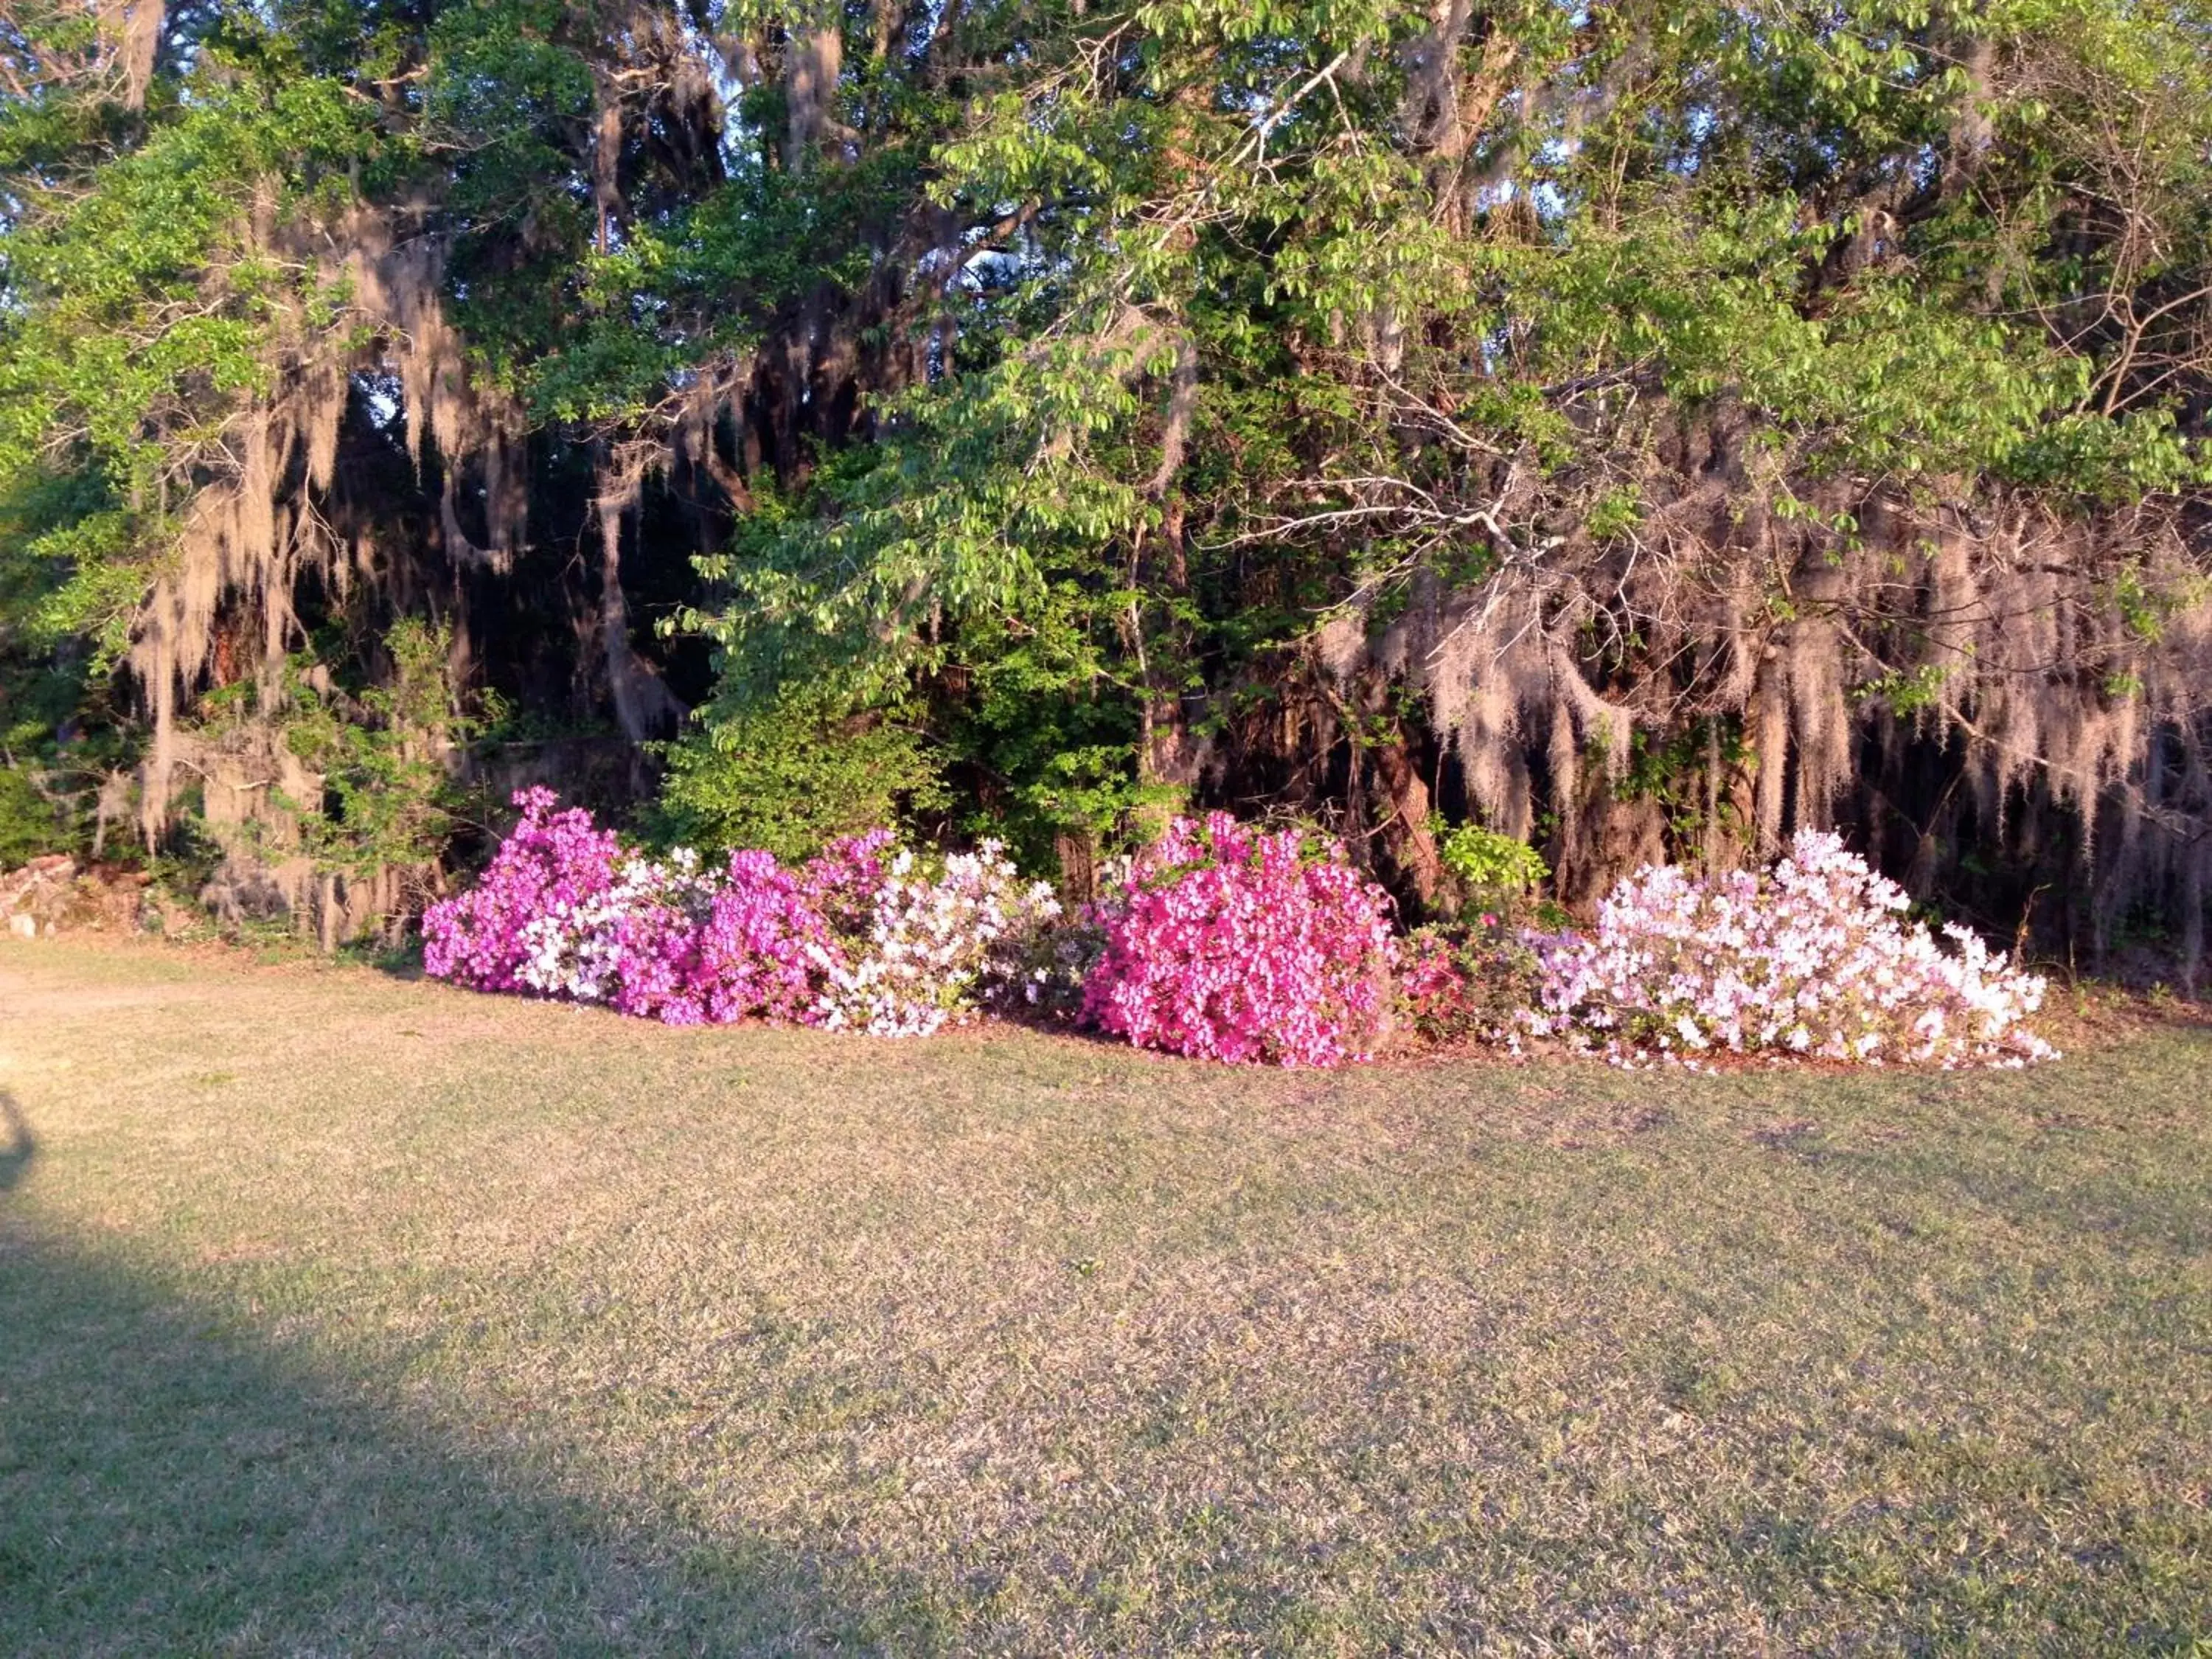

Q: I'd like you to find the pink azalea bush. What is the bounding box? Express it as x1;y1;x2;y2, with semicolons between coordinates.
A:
1528;830;2056;1068
796;829;897;936
546;849;717;1018
1081;813;1397;1067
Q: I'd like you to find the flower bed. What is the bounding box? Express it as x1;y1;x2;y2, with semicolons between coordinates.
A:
422;792;1057;1035
426;795;2054;1069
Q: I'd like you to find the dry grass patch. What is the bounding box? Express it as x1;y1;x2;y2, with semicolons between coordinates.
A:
1;939;2209;1655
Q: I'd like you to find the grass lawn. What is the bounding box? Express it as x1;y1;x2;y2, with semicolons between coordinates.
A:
1;939;2208;1655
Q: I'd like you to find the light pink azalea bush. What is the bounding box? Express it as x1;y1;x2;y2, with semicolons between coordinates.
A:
1081;813;1397;1067
1528;830;2056;1068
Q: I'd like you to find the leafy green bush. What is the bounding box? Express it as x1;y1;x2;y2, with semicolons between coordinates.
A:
284;618;476;875
649;687;947;863
1435;822;1550;923
1399;922;1549;1049
0;764;70;868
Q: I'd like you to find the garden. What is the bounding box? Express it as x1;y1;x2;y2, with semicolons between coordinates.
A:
4;0;2212;1647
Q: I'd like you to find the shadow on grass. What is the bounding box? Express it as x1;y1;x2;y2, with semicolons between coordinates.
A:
0;1091;29;1193
0;1222;928;1656
349;937;427;983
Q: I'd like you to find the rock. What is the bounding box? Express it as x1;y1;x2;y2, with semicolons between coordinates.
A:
1;856;156;936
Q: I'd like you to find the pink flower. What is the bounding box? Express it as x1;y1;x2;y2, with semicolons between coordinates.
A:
424;801;1060;1038
1081;814;1397;1067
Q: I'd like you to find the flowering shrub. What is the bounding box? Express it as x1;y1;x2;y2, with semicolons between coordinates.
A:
425;795;1056;1037
594;856;716;1023
797;830;898;936
1081;814;1397;1067
1529;830;2055;1067
588;849;840;1027
815;841;1061;1037
1399;919;1546;1050
428;798;2047;1071
691;851;844;1025
423;787;622;992
525;848;712;1015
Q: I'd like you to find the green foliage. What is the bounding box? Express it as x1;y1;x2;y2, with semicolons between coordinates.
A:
1429;821;1565;931
682;393;1172;869
1855;664;1954;716
687;0;2212;855
690;351;1151;707
1436;823;1549;901
935;592;1181;869
1587;489;1644;543
0;765;72;868
1617;720;1756;844
3;0;2209;918
648;687;947;864
0;23;377;675
2110;563;2212;644
282;619;478;875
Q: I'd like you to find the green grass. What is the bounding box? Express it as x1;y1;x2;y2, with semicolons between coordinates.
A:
1;939;2208;1655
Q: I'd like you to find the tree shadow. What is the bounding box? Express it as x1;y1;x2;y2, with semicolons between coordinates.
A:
0;1222;933;1655
367;945;428;984
0;1091;30;1193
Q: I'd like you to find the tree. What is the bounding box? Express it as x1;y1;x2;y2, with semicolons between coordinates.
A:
1;0;2208;973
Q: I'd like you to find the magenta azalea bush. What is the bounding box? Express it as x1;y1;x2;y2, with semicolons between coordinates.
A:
422;787;622;992
422;793;1056;1036
1081;813;1397;1067
1529;830;2056;1068
587;848;845;1026
689;852;844;1024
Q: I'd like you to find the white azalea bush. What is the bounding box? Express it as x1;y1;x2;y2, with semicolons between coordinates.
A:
814;841;1063;1037
1527;831;2056;1068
